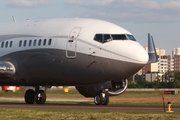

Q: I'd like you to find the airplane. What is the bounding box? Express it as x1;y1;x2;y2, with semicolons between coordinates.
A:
0;17;157;105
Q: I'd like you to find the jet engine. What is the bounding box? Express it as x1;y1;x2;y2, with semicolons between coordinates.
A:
0;61;16;77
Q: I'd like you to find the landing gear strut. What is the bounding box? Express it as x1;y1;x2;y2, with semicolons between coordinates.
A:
24;86;47;104
94;92;109;105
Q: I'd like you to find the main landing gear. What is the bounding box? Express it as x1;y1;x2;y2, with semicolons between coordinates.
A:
94;92;109;105
24;86;47;104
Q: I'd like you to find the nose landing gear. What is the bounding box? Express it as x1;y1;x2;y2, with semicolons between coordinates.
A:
35;90;46;104
24;86;47;104
94;93;109;105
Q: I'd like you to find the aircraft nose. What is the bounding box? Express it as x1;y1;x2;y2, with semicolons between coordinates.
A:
125;43;148;65
135;47;149;64
121;43;149;78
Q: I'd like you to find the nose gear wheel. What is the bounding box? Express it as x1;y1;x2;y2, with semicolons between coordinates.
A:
94;93;109;105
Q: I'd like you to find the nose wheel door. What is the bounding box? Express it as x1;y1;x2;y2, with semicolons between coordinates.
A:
66;27;82;58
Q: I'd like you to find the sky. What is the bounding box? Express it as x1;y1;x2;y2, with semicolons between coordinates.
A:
0;0;180;55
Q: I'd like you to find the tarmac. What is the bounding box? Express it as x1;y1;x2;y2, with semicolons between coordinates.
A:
0;97;179;113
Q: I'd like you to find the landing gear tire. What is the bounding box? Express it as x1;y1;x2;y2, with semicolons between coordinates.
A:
25;89;35;104
94;94;102;105
25;86;47;104
36;90;46;104
94;93;109;105
102;93;109;105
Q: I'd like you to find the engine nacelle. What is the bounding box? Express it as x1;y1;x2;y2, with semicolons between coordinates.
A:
0;61;16;76
75;79;128;97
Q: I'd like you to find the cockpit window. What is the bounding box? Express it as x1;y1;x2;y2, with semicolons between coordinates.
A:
111;34;127;40
94;34;112;43
94;34;136;43
127;34;136;41
104;34;112;43
94;34;103;43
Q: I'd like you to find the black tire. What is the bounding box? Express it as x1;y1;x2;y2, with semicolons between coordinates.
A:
102;93;109;105
36;90;46;104
94;94;102;105
25;89;35;104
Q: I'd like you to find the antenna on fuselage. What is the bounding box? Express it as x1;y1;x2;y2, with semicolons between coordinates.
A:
12;16;16;23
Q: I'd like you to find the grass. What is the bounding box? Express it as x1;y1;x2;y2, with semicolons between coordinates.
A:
0;88;180;119
0;88;180;106
0;109;179;120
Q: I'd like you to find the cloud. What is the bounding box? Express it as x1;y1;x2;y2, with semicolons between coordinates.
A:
162;1;180;9
64;0;83;4
63;0;180;22
6;0;55;8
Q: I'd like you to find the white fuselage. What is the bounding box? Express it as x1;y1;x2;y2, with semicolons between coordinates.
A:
0;18;148;86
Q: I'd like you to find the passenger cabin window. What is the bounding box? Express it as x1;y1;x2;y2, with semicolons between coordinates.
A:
38;39;42;46
43;39;47;46
48;39;52;45
5;41;8;48
29;40;32;46
0;38;53;49
19;41;22;47
33;40;37;46
24;40;27;47
1;42;4;48
10;41;13;47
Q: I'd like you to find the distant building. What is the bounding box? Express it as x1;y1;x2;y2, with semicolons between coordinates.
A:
137;47;171;81
145;73;158;82
170;59;174;71
143;47;166;56
136;47;180;82
143;63;158;73
158;55;171;74
156;48;166;56
173;55;180;71
172;47;180;71
172;47;180;56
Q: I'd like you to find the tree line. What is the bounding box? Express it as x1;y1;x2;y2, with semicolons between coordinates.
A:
128;71;180;88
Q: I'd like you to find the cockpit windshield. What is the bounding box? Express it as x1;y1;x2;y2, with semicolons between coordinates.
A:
94;34;136;43
111;34;127;40
127;34;136;41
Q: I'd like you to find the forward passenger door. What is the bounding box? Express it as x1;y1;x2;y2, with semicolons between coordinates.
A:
66;27;82;58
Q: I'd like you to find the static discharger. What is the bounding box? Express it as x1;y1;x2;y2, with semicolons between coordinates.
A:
166;102;174;112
